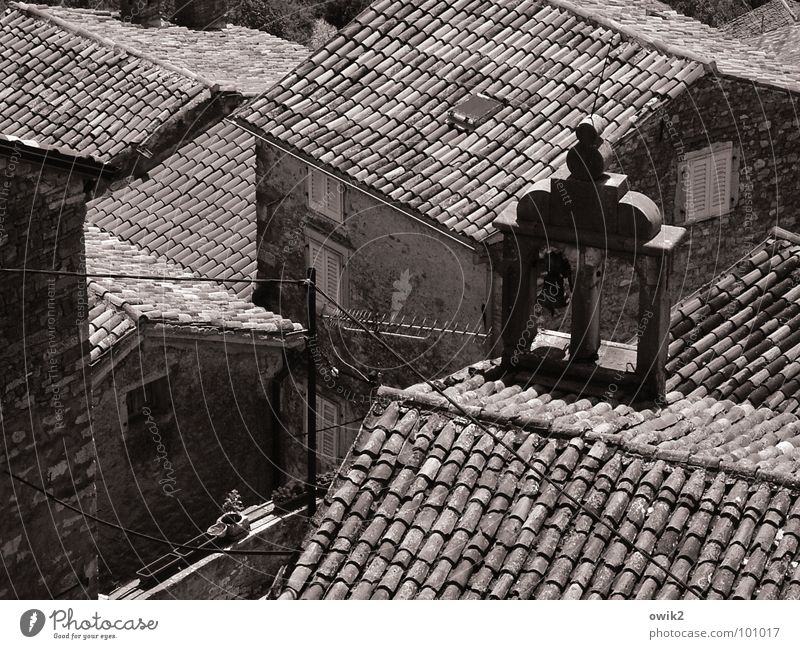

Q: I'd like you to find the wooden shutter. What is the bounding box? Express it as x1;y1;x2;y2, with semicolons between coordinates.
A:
315;396;339;459
683;146;733;222
308;239;344;309
307;168;342;221
709;149;732;216
686;156;709;221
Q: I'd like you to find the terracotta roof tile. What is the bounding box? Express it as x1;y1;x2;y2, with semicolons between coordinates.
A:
88;121;257;297
240;0;800;242
745;22;800;65
281;389;800;599
668;230;800;415
723;0;800;38
85;224;302;364
279;222;800;600
0;3;209;163
38;6;309;96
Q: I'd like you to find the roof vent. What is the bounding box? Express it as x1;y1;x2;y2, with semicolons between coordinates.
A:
447;94;502;131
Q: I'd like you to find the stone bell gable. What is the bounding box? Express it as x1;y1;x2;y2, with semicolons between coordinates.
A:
496;114;687;400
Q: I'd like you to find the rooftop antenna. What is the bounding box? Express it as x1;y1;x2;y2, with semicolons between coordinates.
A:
591;34;619;115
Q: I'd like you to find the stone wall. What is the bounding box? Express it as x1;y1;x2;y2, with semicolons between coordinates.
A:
516;75;799;343
0;152;95;598
90;335;296;591
255;143;492;394
601;75;800;340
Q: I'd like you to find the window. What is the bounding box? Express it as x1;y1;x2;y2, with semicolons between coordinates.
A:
126;376;171;424
678;143;735;223
308;167;343;221
301;393;354;467
308;235;346;310
315;395;341;461
447;93;503;131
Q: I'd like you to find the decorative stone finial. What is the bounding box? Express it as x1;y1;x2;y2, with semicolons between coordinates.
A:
566;115;612;181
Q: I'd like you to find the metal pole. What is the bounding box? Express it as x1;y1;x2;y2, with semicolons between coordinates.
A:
306;267;317;517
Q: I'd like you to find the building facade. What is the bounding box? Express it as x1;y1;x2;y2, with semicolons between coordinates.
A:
0;140;100;598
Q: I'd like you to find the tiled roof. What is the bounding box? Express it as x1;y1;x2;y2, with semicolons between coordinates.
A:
85;225;303;364
668;229;800;414
745;23;800;65
41;6;310;96
0;3;211;164
88;121;257;298
279;228;800;599
279;370;800;599
723;0;800;38
238;0;800;243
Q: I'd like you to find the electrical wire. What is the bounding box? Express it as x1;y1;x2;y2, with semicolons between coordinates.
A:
311;284;704;598
1;468;298;557
0;267;307;285
321;325;376;387
308;416;365;436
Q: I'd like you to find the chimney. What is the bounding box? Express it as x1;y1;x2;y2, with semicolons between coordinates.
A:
119;0;162;27
496;114;686;400
172;0;228;30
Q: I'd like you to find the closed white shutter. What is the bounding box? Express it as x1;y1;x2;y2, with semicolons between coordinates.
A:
683;145;733;222
685;156;709;221
307;168;343;221
709;149;732;216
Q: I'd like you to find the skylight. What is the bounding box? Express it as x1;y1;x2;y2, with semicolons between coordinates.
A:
447;94;503;130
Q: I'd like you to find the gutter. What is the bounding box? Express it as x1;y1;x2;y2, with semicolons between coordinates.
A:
228;118;477;252
141;323;306;348
0;135;116;179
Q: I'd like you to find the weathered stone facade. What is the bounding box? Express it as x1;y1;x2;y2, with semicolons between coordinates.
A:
255;143;492;400
602;75;800;340
494;76;800;344
90;333;303;590
0;150;95;598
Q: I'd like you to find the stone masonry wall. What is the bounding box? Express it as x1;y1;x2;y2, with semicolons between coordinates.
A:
0;152;95;598
255;143;492;398
90;336;292;591
530;75;799;342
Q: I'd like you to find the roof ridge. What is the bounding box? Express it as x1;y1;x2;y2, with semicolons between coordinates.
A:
544;0;718;72
586;430;800;490
42;3;311;49
369;387;800;491
11;2;219;91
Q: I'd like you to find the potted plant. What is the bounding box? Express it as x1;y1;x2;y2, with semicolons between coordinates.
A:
207;489;250;540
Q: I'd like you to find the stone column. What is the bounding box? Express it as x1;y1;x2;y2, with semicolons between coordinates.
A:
635;253;671;399
500;235;539;367
570;246;604;362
